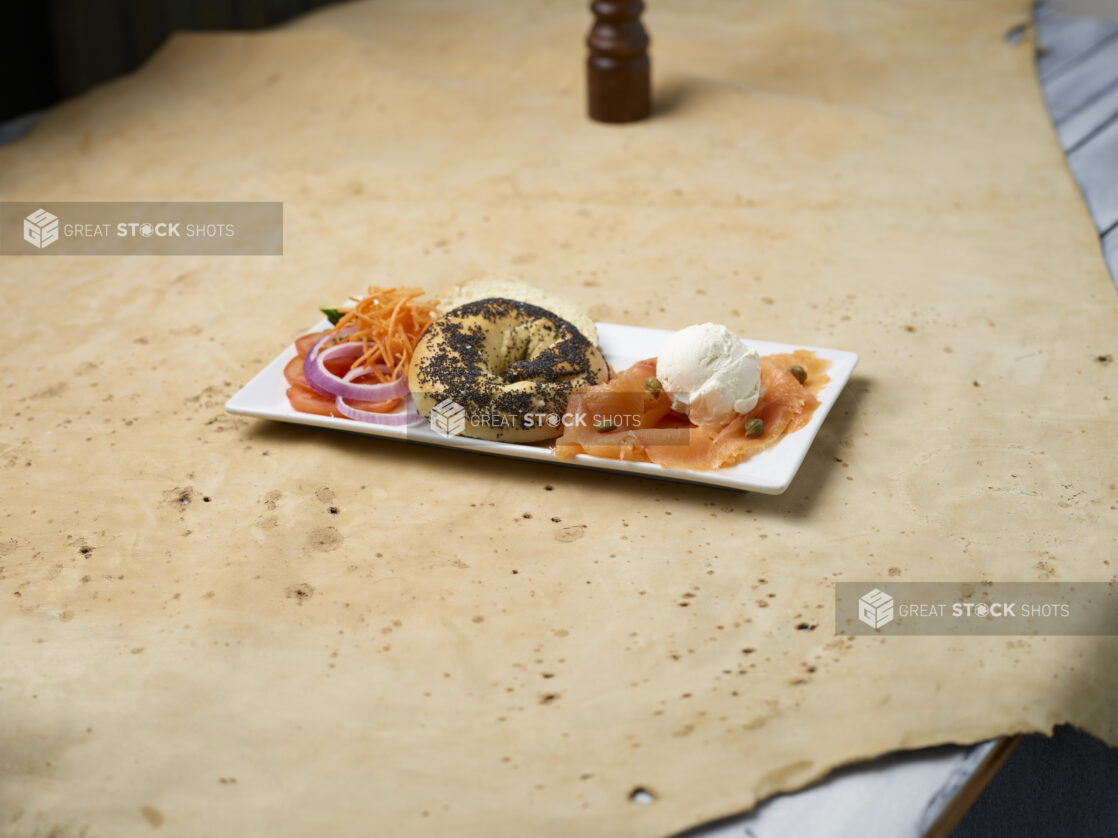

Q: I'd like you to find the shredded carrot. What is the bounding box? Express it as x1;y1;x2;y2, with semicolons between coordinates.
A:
326;286;440;382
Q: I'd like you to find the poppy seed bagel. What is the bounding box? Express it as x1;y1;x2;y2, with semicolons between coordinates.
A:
409;298;609;442
436;275;598;344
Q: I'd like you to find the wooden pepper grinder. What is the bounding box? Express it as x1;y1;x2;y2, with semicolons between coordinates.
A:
586;0;651;123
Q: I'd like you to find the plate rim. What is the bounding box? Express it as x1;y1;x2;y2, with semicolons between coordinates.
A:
225;320;859;494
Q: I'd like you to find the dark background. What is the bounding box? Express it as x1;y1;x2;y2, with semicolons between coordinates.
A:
0;0;344;122
1;2;1116;835
953;726;1118;837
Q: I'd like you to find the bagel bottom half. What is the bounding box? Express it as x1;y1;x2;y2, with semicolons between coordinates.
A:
408;298;609;442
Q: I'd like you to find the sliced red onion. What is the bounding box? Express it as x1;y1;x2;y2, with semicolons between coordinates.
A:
335;397;424;425
301;331;349;396
335;366;423;425
303;332;408;401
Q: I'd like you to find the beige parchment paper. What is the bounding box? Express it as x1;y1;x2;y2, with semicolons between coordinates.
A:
1;1;1116;836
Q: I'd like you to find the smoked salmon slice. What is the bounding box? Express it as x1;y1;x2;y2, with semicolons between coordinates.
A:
555;351;830;470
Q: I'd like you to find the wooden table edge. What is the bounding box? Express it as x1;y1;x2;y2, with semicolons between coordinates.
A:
921;735;1023;838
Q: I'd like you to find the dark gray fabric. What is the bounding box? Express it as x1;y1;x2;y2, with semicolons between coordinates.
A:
952;726;1118;837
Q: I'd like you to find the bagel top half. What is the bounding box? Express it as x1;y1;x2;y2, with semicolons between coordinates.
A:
409;297;609;443
437;275;598;345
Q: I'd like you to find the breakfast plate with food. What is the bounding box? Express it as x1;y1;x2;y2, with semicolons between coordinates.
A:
225;277;858;493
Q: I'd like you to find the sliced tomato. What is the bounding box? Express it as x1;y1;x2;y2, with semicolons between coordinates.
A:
289;332;405;419
294;331;329;357
288;353;397;392
286;383;402;418
287;385;335;416
284;355;311;388
323;354;355;377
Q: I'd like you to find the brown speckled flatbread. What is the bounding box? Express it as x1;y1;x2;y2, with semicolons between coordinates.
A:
0;1;1115;836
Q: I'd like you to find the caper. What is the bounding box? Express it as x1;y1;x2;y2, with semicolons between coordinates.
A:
788;365;807;385
594;419;617;432
744;418;764;437
644;376;662;397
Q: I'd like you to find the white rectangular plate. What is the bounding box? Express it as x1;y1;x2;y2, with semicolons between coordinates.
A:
226;321;858;493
